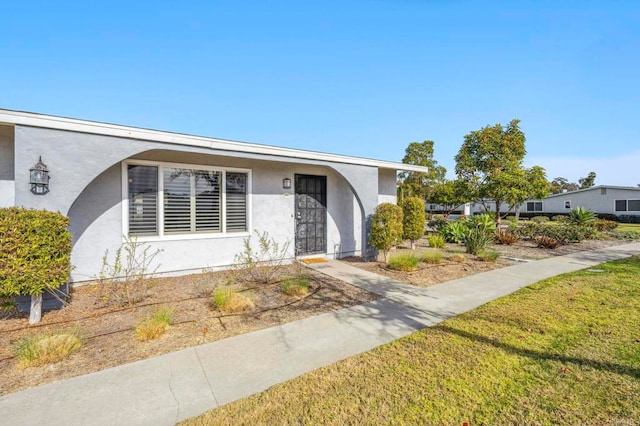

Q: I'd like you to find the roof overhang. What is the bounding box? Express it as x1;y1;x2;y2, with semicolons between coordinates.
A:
0;108;429;173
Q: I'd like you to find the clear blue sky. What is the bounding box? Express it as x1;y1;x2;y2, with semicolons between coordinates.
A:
2;1;638;185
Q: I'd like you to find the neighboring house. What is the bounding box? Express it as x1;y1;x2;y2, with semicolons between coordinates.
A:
0;109;427;284
523;186;640;216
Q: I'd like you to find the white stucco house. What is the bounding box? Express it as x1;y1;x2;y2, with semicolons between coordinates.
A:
521;186;640;217
0;108;428;284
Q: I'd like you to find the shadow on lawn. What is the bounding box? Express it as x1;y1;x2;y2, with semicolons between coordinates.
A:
439;325;640;380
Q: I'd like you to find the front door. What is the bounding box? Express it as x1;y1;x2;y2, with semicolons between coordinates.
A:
294;174;327;256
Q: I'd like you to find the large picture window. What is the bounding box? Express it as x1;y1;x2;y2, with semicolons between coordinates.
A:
125;162;249;238
526;201;542;212
616;199;640;212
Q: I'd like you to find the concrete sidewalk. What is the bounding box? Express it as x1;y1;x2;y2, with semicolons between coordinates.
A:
1;242;639;425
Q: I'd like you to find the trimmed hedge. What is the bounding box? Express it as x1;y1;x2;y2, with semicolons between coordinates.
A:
370;203;403;261
0;208;72;298
401;197;426;248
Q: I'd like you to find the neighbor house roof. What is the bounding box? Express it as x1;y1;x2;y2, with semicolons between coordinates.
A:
545;185;640;199
0;108;429;173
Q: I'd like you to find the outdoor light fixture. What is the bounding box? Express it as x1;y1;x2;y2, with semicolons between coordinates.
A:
282;177;292;189
29;156;50;195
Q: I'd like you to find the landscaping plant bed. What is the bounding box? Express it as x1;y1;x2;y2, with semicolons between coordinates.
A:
0;265;378;396
343;236;635;288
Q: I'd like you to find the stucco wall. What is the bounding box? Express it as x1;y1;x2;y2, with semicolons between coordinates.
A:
67;150;363;282
0;125;15;207
377;168;397;204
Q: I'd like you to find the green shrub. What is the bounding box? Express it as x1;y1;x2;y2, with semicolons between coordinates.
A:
0;208;72;324
388;253;420;271
427;215;447;231
401;197;426;249
427;234;445;249
477;249;500;262
567;207;596;226
439;221;469;244
135;306;174;341
13;330;82;369
551;215;567;222
281;274;310;297
370;203;403;261
608;230;640;240
531;216;550;223
617;215;640;224
463;214;496;255
422;251;442;264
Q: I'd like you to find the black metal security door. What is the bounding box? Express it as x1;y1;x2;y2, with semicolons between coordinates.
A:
294;174;327;255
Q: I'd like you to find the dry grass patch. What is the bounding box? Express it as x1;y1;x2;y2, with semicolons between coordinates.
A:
281;275;310;297
13;330;82;369
134;306;174;341
212;287;255;313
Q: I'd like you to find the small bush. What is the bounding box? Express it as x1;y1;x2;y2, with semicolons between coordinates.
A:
477;249;500;262
233;230;291;284
608;230;640;240
495;229;519;245
531;216;550;223
281;274;310;297
212;287;254;313
13;330;82;369
593;219;618;232
552;215;567;222
449;253;466;263
388;253;420;271
535;235;559;249
135;306;174;341
401;197;426;249
567;207;596;226
439;221;469;244
463;215;496;255
0;208;72;323
427;215;447;231
370;203;404;262
427;234;446;249
422;251;442;264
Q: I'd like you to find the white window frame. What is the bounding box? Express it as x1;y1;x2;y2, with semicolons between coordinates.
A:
616;199;640;212
122;160;252;241
526;201;543;212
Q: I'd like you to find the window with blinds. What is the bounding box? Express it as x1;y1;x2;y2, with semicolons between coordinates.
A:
127;163;248;237
226;172;247;232
128;165;158;236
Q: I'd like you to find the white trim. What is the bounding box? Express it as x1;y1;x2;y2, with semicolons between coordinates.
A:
122;159;252;242
0;108;429;173
615;198;640;213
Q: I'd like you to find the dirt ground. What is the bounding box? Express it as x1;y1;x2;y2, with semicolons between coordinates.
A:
343;236;631;287
0;236;633;396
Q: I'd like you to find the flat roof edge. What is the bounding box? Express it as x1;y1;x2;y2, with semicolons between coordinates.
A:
0;108;429;173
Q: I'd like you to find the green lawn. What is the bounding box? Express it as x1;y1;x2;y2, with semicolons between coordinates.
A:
617;223;640;233
184;256;640;425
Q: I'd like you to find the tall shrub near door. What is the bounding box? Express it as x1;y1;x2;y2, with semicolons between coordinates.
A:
0;208;72;324
401;196;425;250
369;203;403;262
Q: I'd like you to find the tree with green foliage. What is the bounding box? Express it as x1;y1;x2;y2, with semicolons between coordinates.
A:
579;171;597;189
401;197;425;249
0;208;72;324
427;179;472;218
369;203;403;262
502;165;550;220
398;140;446;202
549;177;579;194
455;119;530;223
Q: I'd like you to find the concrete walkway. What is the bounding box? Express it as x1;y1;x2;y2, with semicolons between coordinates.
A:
2;242;639;425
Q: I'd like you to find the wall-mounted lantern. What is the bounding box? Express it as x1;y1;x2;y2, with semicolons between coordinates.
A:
29;156;50;195
282;177;292;189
